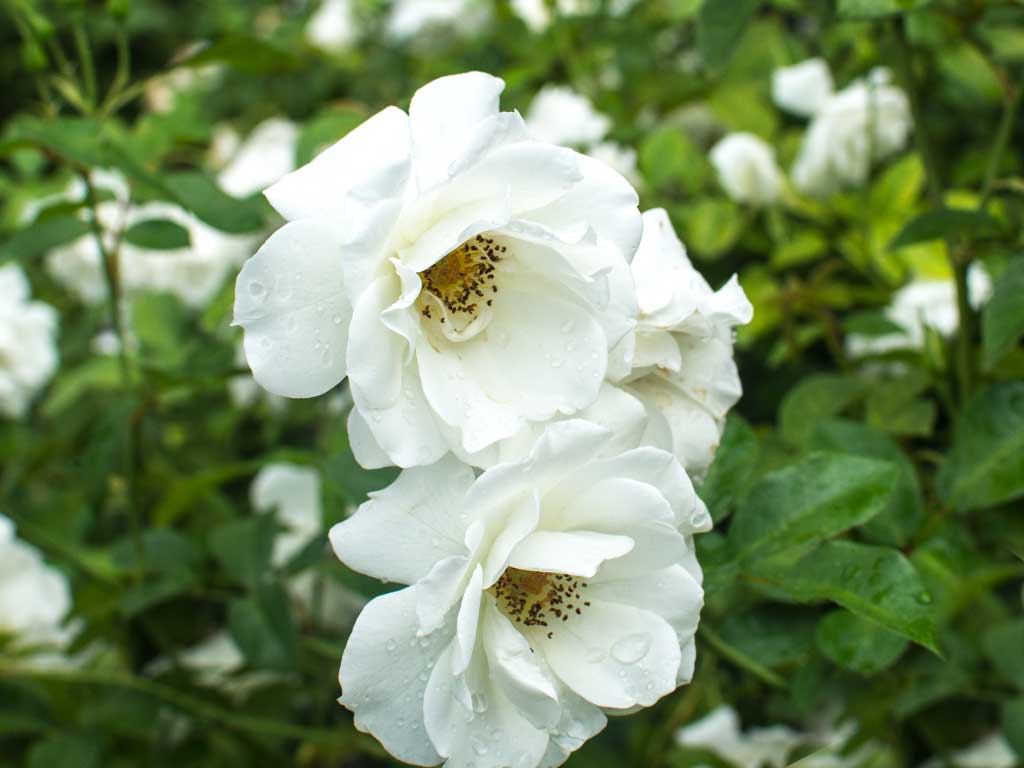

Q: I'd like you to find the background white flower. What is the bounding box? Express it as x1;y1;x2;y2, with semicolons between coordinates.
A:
917;732;1019;768
791;67;912;196
216;117;299;199
0;264;59;418
709;132;783;206
613;208;752;480
386;0;488;40
40;170;257;309
329;419;708;768
847;263;991;357
526;85;612;147
234;71;642;468
306;0;357;52
772;57;835;118
0;514;74;654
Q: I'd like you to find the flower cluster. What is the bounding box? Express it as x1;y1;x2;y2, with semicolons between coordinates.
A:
234;71;750;767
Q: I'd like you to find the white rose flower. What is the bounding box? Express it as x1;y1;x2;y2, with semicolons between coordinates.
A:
613;209;752;480
306;0;357;52
792;68;912;196
676;706;802;768
0;514;74;653
251;462;323;570
329;419;708;768
216;117;299;199
0;265;59;418
386;0;488;40
847;263;991;357
771;58;835;118
234;72;641;469
525;85;611;147
709;132;784;206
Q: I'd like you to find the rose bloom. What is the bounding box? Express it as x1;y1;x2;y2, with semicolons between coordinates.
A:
234;72;641;468
771;58;834;118
790;68;912;196
330;419;708;768
709;132;783;206
0;264;58;418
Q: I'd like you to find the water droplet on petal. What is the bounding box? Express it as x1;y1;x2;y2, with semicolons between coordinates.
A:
585;647;606;663
332;314;343;325
471;692;489;713
560;319;576;334
472;738;489;756
248;280;266;299
689;509;709;528
610;633;651;665
385;639;397;653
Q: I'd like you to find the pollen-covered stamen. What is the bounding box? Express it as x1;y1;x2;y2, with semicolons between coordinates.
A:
418;234;506;324
489;568;592;640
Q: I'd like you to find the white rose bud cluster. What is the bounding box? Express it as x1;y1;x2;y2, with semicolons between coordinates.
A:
233;72;752;768
0;264;59;418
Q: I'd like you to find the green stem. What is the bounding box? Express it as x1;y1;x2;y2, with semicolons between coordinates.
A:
72;24;97;109
698;624;785;688
891;20;974;403
979;81;1021;210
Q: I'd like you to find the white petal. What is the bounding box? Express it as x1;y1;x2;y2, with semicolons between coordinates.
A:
463;420;611;515
265;106;411;221
508;531;634;578
586;564;703;660
416;279;607;454
346;407;393;469
338;585;453;765
346;275;405;410
632;330;682;372
481;492;540;587
409;72;505;190
452;566;484;676
418;555;473;635
539;600;681;709
329;455;474;584
772;58;834;117
480;599;561;729
525;152;642;263
233;220;351;398
424;641;551;768
350;362;449;469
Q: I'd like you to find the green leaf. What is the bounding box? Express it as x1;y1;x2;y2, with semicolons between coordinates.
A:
122;219;191;250
755;540;938;650
163;171;265;233
229;583;298;671
982;256;1024;369
677;198;745;260
889;208;999;249
28;735;103;768
697;0;760;69
6;116;109;168
869;154;924;214
1004;698;1024;758
815;609;909;675
838;0;931;18
779;374;865;446
718;605;817;668
639;128;709;193
728;453;900;564
700;414;760;523
810;420;924;547
183;36;301;74
210;517;276;586
983;619;1024;690
41;357;122;416
864;370;936;437
937;382;1024;512
1;215;91;261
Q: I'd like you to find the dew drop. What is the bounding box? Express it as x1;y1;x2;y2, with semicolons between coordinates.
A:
689;509;709;528
560;319;576;334
248;280;266;299
332;314;343;325
471;692;489;713
385;639;397;653
472;738;489;756
585;647;606;664
610;633;651;665
550;356;565;369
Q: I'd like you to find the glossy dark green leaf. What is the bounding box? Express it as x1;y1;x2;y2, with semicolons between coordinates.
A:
183;36;301;74
983;619;1024;690
982;255;1024;370
753;540;938;651
229;582;298;671
1;215;91;261
27;735;102;768
163;172;265;233
811;420;923;546
718;606;817;668
729;453;899;563
937;382;1024;512
1003;698;1024;758
209;517;276;586
838;0;930;17
779;374;865;446
815;609;909;675
700;414;759;523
